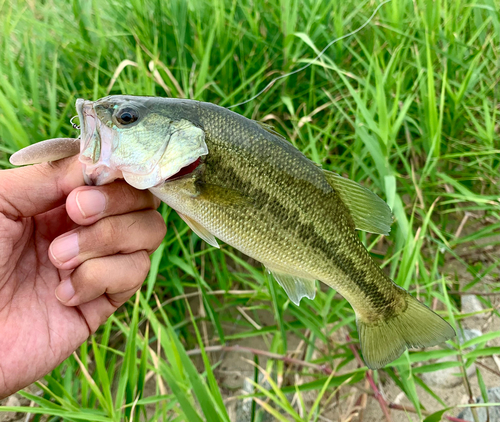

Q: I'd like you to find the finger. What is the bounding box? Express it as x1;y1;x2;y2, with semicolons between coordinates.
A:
78;295;123;334
49;210;166;270
65;182;161;226
0;155;84;219
55;251;150;307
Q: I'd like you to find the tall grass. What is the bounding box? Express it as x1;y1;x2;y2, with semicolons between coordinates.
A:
1;0;499;420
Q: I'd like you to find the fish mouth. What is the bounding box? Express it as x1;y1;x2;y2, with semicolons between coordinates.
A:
76;98;124;186
76;98;100;162
76;99;98;153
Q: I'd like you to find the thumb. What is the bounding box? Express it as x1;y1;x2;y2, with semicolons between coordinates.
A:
0;155;85;219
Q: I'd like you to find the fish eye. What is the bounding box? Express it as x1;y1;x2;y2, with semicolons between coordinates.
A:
116;107;139;125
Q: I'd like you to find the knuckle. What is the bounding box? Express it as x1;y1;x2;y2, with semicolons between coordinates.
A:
132;250;151;279
96;217;120;247
77;259;103;287
151;211;167;238
110;182;159;211
116;182;137;202
152;195;162;209
143;212;167;253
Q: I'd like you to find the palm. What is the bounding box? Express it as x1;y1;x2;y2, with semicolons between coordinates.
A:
0;207;92;394
0;158;164;399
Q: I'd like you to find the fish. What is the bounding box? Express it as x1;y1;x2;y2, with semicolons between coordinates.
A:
10;95;455;369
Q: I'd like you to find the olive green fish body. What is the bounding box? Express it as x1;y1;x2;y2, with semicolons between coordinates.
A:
152;103;404;322
10;96;455;368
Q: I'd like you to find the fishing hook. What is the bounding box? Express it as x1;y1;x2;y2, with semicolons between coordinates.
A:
70;115;80;130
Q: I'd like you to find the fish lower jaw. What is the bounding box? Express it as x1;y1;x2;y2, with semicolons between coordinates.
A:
83;164;124;186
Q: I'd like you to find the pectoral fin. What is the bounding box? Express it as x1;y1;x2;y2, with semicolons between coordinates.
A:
323;170;393;236
177;212;219;248
267;267;316;305
9;138;81;166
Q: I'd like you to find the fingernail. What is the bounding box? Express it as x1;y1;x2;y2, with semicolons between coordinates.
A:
76;190;106;219
50;233;79;264
55;278;75;303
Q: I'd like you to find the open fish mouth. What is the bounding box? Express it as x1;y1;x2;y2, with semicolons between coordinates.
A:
76;99;124;186
76;99;96;158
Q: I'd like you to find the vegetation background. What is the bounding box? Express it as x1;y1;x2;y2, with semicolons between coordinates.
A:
0;0;499;420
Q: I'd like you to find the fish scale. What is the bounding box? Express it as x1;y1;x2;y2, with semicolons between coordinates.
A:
196;105;389;307
176;158;384;311
10;95;456;368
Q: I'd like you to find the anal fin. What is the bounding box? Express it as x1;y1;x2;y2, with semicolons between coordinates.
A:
266;267;316;305
177;212;219;248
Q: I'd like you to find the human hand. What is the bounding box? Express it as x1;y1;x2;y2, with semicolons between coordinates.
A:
0;156;166;398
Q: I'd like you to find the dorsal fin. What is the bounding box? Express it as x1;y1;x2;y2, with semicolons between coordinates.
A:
254;121;287;141
323;170;393;236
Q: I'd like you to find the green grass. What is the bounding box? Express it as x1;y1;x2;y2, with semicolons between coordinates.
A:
1;0;499;420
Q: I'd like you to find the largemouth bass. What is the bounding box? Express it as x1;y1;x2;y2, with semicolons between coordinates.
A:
10;96;455;368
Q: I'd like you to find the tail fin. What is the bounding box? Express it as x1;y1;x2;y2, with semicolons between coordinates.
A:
357;293;456;369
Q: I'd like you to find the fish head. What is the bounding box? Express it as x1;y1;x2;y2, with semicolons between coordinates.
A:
77;95;207;188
